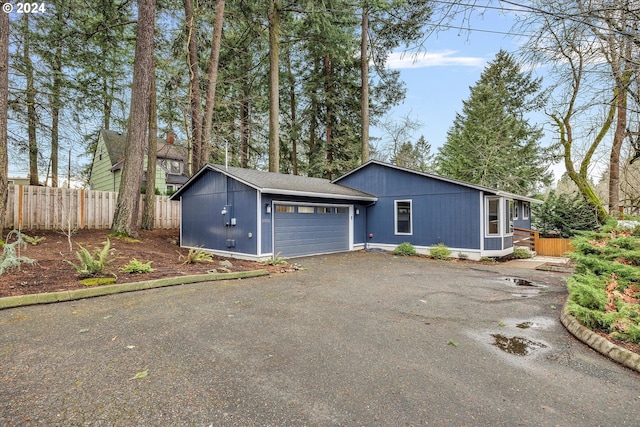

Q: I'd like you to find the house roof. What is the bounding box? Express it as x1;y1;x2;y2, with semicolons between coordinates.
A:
170;164;377;202
334;160;543;204
100;129;186;167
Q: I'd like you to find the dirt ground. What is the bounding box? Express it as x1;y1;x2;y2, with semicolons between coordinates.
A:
0;228;285;298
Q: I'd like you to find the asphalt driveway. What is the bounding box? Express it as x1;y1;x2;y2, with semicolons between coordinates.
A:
1;251;639;426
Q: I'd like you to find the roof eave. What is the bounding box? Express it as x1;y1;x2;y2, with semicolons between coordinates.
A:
262;188;377;202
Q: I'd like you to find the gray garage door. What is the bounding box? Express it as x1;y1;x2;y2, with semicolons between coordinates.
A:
273;204;350;257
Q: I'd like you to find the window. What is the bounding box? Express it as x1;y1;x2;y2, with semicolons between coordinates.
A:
487;198;500;236
170;160;181;174
513;200;519;220
317;207;332;214
522;202;530;220
506;200;514;234
276;205;295;213
335;207;348;214
298;206;314;214
395;200;412;235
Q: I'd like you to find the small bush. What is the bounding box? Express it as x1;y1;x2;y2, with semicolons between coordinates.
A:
263;252;288;266
393;242;417;256
67;239;114;277
429;243;451;260
120;259;154;274
21;233;45;245
180;248;214;264
457;252;468;260
0;231;35;275
512;248;533;259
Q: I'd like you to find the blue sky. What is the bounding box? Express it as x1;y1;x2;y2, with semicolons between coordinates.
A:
376;6;561;177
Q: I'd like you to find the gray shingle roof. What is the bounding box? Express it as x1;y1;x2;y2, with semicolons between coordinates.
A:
101;129;186;165
171;164;376;201
211;165;376;200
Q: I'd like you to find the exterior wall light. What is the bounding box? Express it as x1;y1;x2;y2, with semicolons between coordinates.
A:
221;207;227;216
265;204;271;214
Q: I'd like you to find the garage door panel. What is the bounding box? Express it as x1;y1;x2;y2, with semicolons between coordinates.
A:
274;204;350;257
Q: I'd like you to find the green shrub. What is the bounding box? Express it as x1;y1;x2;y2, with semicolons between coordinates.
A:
67;239;114;277
566;274;607;311
429;243;451;260
532;191;600;237
180;248;214;264
263;252;288;266
393;242;417;256
120;259;154;274
457;252;468;260
21;233;45;245
0;231;35;275
512;248;532;259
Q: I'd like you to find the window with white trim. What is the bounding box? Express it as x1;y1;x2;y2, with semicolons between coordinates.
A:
395;200;412;235
522;202;530;220
513;200;519;220
486;197;500;236
506;200;514;234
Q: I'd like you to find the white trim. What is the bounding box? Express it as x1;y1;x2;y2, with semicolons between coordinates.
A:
256;192;262;256
394;199;413;235
181;245;273;262
479;191;484;253
513;200;519;220
349;205;354;251
506;198;514;237
523;202;530;220
481;247;514;258
485;196;501;237
262;188;376;201
365;242;483;261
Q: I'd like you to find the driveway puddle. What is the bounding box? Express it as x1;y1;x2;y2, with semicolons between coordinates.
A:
500;277;547;298
491;334;547;356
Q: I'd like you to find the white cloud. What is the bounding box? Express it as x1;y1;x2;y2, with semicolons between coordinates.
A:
387;50;485;69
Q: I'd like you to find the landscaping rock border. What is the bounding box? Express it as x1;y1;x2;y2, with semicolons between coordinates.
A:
560;303;640;373
0;270;269;310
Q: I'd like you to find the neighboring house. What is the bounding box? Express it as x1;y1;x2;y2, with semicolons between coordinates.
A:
89;129;188;194
170;160;541;261
8;177;31;186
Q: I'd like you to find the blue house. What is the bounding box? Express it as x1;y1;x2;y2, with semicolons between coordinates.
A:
170;160;540;260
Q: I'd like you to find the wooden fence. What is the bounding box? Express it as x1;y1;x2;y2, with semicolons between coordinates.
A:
4;185;180;230
514;227;574;257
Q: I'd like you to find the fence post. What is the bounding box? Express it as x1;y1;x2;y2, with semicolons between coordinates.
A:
533;230;539;253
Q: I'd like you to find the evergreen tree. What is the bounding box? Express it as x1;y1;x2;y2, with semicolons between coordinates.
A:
437;50;551;195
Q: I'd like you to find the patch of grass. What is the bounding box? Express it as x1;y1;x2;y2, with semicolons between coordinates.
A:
67;239;114;277
179;248;214;264
429;243;451;260
393;242;417;256
80;277;117;286
120;259;154;274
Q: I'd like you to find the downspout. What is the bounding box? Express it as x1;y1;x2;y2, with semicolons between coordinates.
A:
364;201;376;250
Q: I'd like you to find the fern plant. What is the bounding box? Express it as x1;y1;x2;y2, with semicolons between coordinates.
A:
67;239;114;277
179;248;214;264
120;258;154;274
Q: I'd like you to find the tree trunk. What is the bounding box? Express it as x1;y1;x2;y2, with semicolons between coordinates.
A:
24;14;38;186
111;0;156;237
360;7;370;164
268;0;280;173
142;58;157;230
287;50;297;175
609;84;627;215
325;53;333;180
201;0;225;170
239;86;250;168
184;0;202;175
0;2;9;232
50;14;63;187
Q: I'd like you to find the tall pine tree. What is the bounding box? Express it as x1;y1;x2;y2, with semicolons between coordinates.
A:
437;50;551;195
